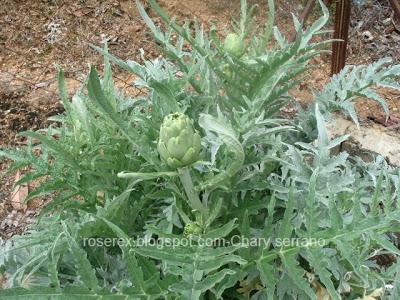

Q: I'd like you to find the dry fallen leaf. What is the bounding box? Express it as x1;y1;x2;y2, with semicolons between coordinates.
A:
306;272;333;300
0;203;5;217
355;288;383;300
10;170;28;211
0;273;7;289
316;284;332;300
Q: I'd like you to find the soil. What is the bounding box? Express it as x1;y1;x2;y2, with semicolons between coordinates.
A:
0;160;12;238
348;0;400;122
0;0;399;236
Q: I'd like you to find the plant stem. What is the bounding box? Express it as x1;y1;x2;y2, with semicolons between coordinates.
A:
178;167;207;218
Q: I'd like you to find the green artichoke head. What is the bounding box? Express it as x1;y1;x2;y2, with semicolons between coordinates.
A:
183;222;202;237
223;33;244;57
221;63;233;80
157;113;201;169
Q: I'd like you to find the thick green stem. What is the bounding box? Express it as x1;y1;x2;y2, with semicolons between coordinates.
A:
178;167;207;218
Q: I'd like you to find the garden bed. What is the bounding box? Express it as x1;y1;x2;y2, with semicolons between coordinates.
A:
0;0;400;298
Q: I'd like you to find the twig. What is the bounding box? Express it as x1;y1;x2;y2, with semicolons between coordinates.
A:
389;0;400;21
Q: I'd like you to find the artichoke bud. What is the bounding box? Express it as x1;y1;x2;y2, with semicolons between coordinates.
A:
184;222;202;237
223;33;244;57
157;113;201;169
221;63;233;80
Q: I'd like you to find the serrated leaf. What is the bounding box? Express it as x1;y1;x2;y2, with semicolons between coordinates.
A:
278;185;295;239
99;218;148;295
203;218;238;239
198;113;244;190
19;131;79;169
87;67;154;165
307;248;340;300
257;260;278;293
280;251;316;299
62;222;101;293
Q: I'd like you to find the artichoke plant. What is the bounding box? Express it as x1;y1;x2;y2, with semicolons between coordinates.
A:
223;33;244;57
157;113;201;168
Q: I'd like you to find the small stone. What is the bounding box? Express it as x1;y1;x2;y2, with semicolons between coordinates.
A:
362;31;374;41
382;18;392;26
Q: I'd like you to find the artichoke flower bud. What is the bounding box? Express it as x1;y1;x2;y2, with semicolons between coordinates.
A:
221;63;233;80
184;222;202;237
223;33;244;57
157;113;201;169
